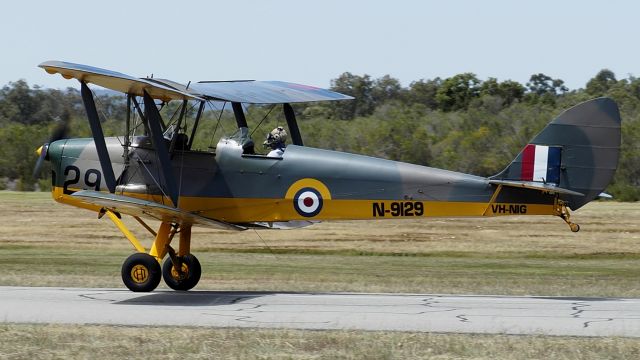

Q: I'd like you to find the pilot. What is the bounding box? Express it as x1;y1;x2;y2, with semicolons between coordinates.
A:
264;126;287;157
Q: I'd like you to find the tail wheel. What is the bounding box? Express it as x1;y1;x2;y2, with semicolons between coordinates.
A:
162;254;201;291
121;253;161;292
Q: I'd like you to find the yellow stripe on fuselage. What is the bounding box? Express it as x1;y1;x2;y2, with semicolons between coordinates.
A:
52;186;558;223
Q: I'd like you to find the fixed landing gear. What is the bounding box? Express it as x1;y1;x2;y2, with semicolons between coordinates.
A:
162;254;202;291
556;201;580;232
105;211;201;292
120;252;202;292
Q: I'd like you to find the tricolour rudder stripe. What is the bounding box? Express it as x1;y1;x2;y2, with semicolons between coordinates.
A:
532;145;549;182
520;144;535;181
491;98;621;210
545;146;561;185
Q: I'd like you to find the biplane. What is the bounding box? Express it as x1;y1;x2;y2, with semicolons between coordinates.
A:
35;61;621;292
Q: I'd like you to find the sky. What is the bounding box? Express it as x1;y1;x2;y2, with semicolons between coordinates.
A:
1;0;637;91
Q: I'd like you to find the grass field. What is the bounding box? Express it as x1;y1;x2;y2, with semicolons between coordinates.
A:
1;191;639;359
1;324;639;360
1;191;639;296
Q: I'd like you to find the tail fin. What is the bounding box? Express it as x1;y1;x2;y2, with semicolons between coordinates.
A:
491;97;621;210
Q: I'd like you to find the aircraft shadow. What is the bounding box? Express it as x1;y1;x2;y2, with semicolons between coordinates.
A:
114;292;622;307
115;290;304;307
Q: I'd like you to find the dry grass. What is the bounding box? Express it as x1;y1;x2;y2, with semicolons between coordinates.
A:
1;191;640;296
0;324;638;360
2;191;639;256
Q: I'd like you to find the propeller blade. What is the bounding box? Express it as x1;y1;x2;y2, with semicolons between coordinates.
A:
32;143;49;179
33;110;70;179
49;111;71;143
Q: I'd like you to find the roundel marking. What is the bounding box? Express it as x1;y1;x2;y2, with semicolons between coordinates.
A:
294;187;323;217
285;178;331;219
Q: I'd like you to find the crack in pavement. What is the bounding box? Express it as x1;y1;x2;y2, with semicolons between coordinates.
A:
420;297;461;316
78;292;119;303
569;301;616;328
583;318;614;328
229;296;252;304
570;302;590;318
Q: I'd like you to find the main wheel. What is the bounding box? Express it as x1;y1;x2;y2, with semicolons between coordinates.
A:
121;253;161;292
162;254;201;291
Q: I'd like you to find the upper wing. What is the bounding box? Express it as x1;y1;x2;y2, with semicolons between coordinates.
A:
39;61;202;102
40;61;353;104
189;80;354;104
71;190;245;231
489;180;585;196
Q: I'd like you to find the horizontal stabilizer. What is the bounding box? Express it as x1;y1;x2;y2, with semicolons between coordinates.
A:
598;192;613;199
489;180;585;197
71;190;245;231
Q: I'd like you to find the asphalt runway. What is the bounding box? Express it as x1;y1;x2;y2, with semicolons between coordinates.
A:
1;286;639;337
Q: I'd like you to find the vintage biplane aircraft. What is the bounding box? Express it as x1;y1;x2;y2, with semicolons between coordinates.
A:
35;61;621;292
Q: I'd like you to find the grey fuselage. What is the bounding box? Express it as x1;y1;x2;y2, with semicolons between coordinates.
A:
47;135;555;223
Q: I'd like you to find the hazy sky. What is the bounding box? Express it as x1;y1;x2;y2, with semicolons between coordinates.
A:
2;0;637;90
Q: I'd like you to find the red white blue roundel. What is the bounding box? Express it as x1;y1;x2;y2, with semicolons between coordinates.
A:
293;187;323;217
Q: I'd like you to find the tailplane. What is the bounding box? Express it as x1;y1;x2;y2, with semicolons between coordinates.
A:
491;97;621;210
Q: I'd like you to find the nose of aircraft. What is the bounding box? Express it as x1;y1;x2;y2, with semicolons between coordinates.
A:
36;145;44;157
33;139;66;179
33;113;71;179
32;143;50;179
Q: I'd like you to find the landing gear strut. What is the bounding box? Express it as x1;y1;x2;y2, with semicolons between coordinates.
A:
105;210;200;292
556;201;580;232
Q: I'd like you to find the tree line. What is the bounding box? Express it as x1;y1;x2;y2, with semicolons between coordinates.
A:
1;69;639;200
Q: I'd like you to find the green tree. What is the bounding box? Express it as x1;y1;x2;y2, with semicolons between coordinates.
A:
371;75;403;105
585;69;617;96
406;78;441;109
479;78;525;107
526;73;569;95
0;80;39;124
435;73;481;111
329;72;375;119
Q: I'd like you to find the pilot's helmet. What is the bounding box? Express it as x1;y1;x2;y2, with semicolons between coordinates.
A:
264;126;288;147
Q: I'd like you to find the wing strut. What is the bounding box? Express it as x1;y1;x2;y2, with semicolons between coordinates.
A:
168;100;188;153
187;101;205;150
284;103;303;146
130;96;150;135
143;91;180;207
232;102;248;128
80;81;117;193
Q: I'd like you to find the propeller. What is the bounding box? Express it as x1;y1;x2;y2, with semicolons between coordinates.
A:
33;111;71;179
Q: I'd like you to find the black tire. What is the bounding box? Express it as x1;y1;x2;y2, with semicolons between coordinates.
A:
162;254;202;291
121;253;161;292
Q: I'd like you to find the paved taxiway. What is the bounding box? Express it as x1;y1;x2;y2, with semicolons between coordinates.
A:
1;287;639;337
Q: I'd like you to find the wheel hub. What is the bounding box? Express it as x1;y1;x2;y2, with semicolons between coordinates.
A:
131;264;149;283
170;263;189;281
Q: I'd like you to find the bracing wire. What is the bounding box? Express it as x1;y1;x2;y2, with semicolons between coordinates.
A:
250;105;277;138
91;88;124;146
252;229;276;256
208;101;227;148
